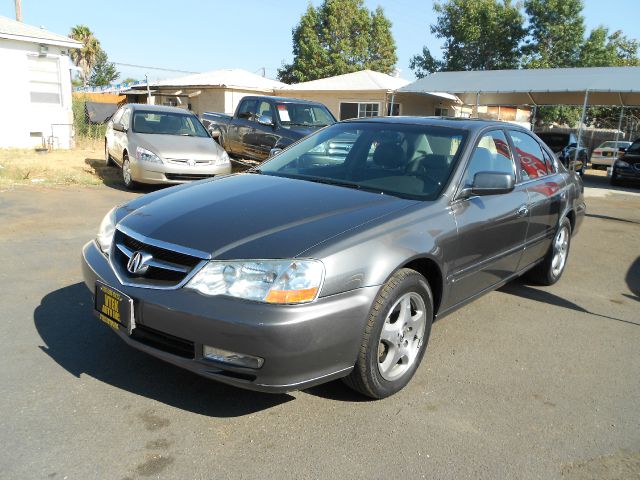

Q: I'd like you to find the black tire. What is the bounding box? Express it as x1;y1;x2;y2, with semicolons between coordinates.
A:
343;268;433;399
527;217;572;286
105;140;115;166
121;154;138;190
610;172;621;186
578;163;585;176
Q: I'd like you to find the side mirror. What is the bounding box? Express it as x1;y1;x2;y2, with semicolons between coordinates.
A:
471;172;515;196
257;114;274;127
567;142;577;149
113;123;125;132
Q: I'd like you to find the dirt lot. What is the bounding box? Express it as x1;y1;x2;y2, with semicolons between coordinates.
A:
0;173;638;479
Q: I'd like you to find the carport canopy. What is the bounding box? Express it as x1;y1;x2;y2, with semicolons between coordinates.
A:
398;66;640;106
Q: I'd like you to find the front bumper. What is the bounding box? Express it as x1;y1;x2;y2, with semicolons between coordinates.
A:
612;164;640;181
131;159;232;185
81;241;378;393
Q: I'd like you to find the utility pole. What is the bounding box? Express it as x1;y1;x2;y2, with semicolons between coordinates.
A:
15;0;22;21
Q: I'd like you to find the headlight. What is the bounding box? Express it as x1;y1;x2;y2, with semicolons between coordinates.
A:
215;149;230;166
135;146;162;163
185;259;324;304
96;207;117;255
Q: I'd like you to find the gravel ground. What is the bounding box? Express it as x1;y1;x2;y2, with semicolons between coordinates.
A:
0;173;638;480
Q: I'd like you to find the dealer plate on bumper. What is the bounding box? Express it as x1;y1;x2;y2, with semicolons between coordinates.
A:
95;281;135;334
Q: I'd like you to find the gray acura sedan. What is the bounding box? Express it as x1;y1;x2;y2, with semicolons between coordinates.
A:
82;117;585;398
105;104;232;189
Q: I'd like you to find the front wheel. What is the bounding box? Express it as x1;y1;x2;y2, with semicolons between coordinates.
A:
527;217;571;286
343;268;433;399
121;155;138;190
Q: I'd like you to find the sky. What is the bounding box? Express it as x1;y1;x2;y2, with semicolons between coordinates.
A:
1;0;638;83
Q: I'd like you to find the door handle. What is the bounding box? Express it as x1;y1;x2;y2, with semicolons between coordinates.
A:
516;205;529;218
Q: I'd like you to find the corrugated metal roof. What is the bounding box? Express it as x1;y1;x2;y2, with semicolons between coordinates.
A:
150;68;287;91
0;15;82;48
399;67;640;106
280;69;410;92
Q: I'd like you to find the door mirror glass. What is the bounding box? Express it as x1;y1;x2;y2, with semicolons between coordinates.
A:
257;114;274;126
471;172;515;195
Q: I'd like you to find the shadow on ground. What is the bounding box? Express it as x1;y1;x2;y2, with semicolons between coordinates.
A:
34;283;294;417
500;276;640;327
84;158;163;193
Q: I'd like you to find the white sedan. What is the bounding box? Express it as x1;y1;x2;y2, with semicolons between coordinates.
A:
590;141;632;169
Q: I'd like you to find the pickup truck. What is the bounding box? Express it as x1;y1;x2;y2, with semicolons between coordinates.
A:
200;95;336;161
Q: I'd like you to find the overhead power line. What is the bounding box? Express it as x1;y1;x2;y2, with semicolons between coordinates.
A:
112;62;199;74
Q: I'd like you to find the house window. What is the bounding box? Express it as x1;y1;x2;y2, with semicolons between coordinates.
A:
340;102;380;120
28;56;61;105
435;107;449;117
387;102;400;116
163;97;178;107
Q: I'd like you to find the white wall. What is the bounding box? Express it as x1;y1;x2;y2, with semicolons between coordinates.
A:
0;39;75;149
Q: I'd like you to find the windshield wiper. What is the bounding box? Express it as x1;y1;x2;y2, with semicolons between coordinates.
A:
302;176;363;190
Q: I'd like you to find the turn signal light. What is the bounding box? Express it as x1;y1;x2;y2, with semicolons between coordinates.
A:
265;287;318;304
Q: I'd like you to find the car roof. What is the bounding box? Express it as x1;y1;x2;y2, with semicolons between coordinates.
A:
341;116;527;132
127;104;194;114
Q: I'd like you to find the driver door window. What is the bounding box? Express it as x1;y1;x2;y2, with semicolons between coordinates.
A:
463;130;515;187
237;99;257;121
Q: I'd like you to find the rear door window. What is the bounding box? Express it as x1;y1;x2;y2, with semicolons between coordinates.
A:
237;99;257;121
509;130;548;181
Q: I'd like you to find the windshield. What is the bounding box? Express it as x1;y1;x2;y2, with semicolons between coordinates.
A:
132;111;209;137
259;122;467;200
537;133;569;152
599;141;632;149
275;103;335;127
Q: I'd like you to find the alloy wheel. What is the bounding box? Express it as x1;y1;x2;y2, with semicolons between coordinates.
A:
377;292;427;382
551;225;569;278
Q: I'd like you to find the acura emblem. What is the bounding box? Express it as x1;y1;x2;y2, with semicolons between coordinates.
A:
127;251;153;275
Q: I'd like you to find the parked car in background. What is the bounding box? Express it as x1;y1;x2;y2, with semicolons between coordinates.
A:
201;96;336;161
83;117;585;399
536;131;588;175
610;138;640;186
590;140;632;169
105;104;232;189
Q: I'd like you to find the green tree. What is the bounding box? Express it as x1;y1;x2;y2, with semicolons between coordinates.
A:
278;0;397;83
69;25;101;87
410;0;525;77
522;0;585;68
88;49;119;86
580;27;639;67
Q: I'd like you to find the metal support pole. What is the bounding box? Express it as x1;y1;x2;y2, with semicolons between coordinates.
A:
573;90;589;171
475;92;480;118
145;74;151;103
530;105;537;130
614;106;625;143
389;92;396;116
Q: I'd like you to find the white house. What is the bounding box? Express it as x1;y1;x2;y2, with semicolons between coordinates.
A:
276;70;461;120
133;69;287;115
0;16;81;149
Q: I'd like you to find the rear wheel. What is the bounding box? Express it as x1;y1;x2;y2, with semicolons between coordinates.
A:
527;217;571;286
343;268;433;399
121;154;138;190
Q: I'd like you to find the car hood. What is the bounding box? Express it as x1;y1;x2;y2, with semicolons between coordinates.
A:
135;133;222;160
118;174;416;259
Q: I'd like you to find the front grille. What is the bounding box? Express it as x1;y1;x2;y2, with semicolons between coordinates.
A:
166;158;214;166
131;324;195;359
165;173;215;181
112;229;204;288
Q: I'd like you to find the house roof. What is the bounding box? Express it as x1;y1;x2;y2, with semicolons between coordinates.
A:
280;69;410;92
0;15;82;48
399;67;640;106
149;68;287;91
